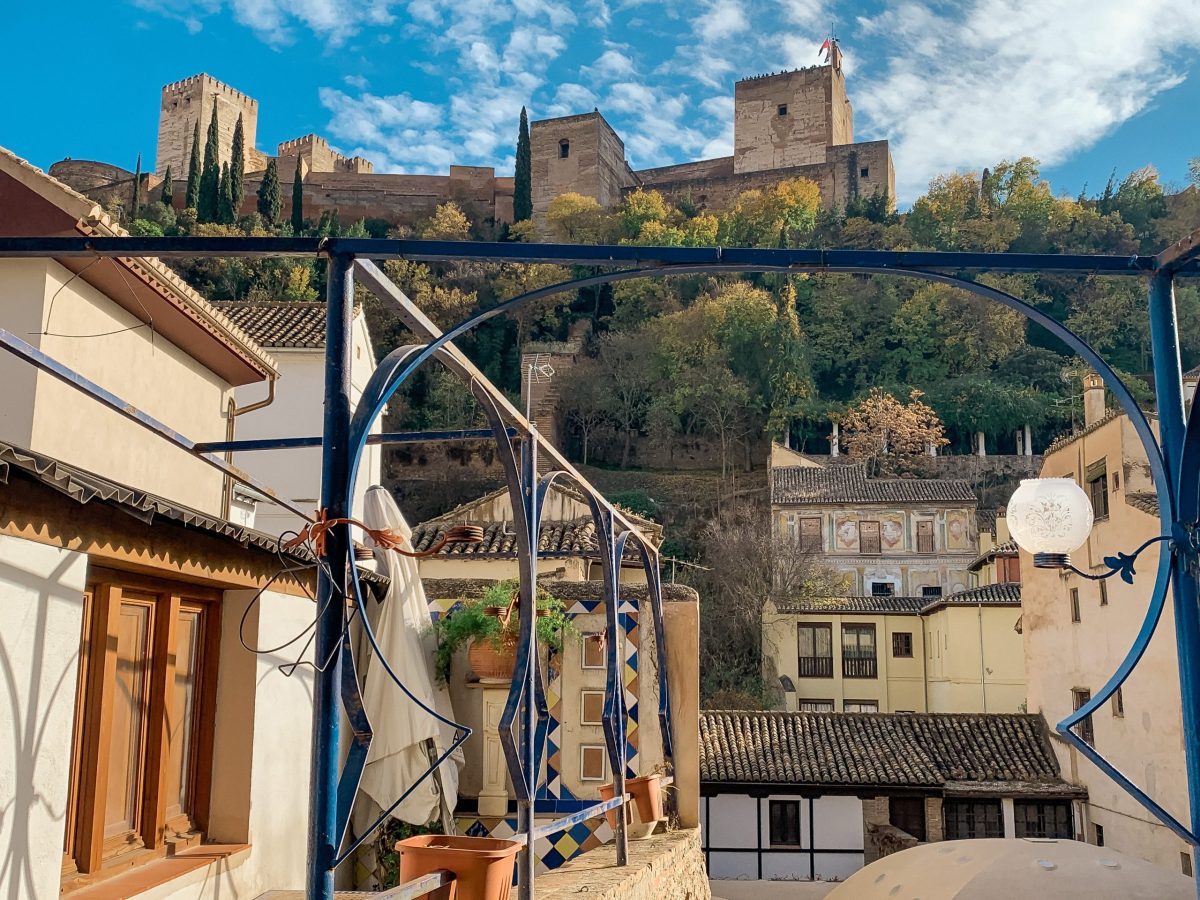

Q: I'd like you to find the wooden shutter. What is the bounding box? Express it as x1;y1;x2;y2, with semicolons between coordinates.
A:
916;520;934;553
800;517;822;551
859;521;881;554
103;594;155;858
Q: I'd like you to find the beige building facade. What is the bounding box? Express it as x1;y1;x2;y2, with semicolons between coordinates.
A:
770;459;979;597
1022;388;1193;876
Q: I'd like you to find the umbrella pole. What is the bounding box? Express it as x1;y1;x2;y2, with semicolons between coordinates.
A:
426;738;456;834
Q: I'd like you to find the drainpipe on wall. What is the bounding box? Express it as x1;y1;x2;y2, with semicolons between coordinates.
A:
921;615;930;712
220;377;277;517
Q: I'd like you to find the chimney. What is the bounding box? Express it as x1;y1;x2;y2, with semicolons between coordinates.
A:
1083;373;1106;426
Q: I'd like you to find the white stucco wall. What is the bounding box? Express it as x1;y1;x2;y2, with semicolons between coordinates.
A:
0;534;89;900
702;793;864;881
232;313;381;538
0;259;235;515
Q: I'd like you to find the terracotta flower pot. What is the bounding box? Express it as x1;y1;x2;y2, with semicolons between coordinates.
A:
598;773;664;840
397;835;521;900
468;636;517;683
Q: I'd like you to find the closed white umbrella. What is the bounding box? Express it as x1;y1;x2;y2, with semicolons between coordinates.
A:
359;485;462;826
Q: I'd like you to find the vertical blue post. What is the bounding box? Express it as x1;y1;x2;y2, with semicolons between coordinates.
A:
517;436;539;900
1148;270;1200;886
307;250;355;900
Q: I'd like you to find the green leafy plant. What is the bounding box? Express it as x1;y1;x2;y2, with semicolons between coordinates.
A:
429;580;578;683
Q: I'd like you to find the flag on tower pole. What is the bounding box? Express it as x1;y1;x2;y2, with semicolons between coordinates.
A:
819;38;831;60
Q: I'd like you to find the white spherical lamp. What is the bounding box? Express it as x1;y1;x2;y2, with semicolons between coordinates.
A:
1006;477;1094;568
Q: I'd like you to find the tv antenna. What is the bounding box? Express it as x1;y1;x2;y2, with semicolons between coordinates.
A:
525;354;556;424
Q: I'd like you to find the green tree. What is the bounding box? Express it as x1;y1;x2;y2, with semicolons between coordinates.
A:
131;153;143;215
185;120;201;210
230;114;245;220
291;158;304;235
198;99;220;222
257;158;282;224
420;202;471;240
160;165;174;207
513;106;532;222
545;193;612;243
218;162;234;224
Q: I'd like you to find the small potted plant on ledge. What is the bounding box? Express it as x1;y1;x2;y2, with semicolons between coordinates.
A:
431;580;576;684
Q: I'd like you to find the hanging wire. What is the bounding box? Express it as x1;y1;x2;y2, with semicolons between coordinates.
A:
38;253;158;342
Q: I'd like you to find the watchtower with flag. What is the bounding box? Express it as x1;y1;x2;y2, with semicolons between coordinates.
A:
732;34;879;190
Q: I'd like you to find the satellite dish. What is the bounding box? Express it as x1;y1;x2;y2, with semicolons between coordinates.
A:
779;675;796;693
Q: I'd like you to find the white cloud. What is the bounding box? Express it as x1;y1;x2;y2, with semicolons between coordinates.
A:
543;82;599;117
343;74;369;89
779;0;827;29
695;0;747;44
132;0;395;45
852;0;1200;203
582;49;637;82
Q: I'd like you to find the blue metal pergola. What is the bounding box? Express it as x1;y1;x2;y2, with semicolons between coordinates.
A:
1;233;1199;900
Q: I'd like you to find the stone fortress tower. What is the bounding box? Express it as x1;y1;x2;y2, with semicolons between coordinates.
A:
156;74;263;177
530;40;894;222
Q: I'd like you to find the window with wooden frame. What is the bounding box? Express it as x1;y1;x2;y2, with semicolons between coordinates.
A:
1099;580;1108;607
580;690;604;726
892;632;913;658
859;520;881;554
62;569;221;885
800;517;823;551
916;520;934;553
1014;800;1073;839
1070;587;1081;623
1086;459;1109;520
889;797;926;841
1072;688;1095;746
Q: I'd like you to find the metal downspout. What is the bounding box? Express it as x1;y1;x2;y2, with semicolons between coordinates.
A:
220;376;277;517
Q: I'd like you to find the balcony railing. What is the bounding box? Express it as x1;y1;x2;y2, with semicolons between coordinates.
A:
798;655;834;678
842;652;878;679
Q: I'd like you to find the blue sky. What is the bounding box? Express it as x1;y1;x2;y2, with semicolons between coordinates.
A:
6;0;1199;206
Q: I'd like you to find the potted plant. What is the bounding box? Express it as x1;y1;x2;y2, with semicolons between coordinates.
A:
431;580;577;684
598;765;667;840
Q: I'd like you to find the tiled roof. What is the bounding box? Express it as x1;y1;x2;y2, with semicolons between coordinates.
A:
976;508;999;534
968;540;1018;571
218;301;353;348
775;584;1021;616
771;463;976;505
922;582;1020;613
419;577;698;605
774;595;927;615
700;711;1067;789
411;518;643;561
1126;492;1160;517
0;439;384;584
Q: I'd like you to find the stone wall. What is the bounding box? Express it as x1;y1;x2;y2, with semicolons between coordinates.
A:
531;112;637;222
537;829;710;900
156;74;259;177
734;66;847;174
47;160;134;193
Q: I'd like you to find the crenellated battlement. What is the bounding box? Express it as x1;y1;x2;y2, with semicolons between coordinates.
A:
160;73;258;108
276;134;330;154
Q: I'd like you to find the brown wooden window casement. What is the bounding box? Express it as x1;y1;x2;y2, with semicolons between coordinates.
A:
62;569;221;886
800;517;823;551
916;520;934;553
859;520;881;554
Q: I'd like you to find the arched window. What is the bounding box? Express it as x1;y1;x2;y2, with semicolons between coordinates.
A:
559;140;570;159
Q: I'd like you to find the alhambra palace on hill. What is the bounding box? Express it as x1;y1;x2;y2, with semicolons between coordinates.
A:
49;42;895;228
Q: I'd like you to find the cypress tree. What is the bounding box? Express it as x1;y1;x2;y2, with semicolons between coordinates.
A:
185;120;201;209
230;114;245;220
257;158;281;224
161;165;174;207
218;162;234;224
290;157;304;235
198;98;220;222
514;106;532;222
131;153;143;216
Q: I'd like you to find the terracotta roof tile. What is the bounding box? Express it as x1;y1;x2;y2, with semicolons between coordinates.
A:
700;711;1066;789
218;301;353;349
921;582;1021;613
1126;492;1160;517
771;463;976;505
774;595;927;615
411;518;642;561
